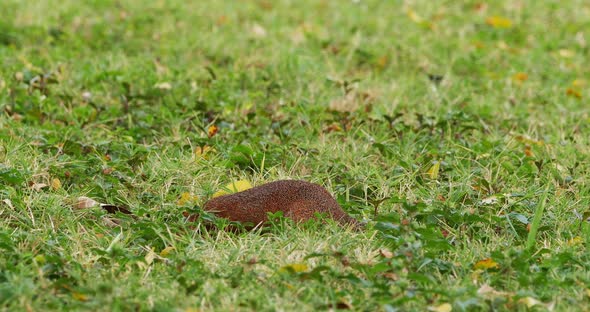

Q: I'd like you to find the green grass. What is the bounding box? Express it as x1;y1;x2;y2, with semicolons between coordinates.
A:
1;0;589;310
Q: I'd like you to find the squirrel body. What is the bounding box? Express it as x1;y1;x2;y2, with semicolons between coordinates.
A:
203;180;362;229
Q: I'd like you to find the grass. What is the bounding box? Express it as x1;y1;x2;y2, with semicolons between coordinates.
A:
1;0;589;310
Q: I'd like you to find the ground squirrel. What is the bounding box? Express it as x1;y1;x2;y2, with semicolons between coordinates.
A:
203;180;363;230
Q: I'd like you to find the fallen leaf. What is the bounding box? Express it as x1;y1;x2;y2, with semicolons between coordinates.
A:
329;92;359;113
279;263;309;273
477;284;509;298
567;236;583;246
207;125;219;138
75;196;99;209
572;79;586;88
212;180;253;198
407;9;423;23
251;23;267;38
486;16;513;28
427;161;440;179
100;203;133;215
519;297;543;308
2;199;14;209
480;195;498;205
474;258;499;270
177;192;198;206
512;72;528;83
154;82;172;90
160;246;175;257
428;303;452;312
379;249;393;258
194;145;214;159
524;145;534;157
513;134;544;146
31;183;48;192
145;248;156;265
81;91;92;101
51;178;61;190
72;292;88;302
558;49;575;58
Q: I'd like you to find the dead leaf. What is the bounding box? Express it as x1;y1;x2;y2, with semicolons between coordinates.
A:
100;203;132;215
2;199;14;209
194;145;214;159
519;297;543;308
51;178;61;191
407;9;422;23
480;196;498;205
486;16;513;28
329;92;358;113
558;49;575;58
31;183;48;192
251;23;267;38
177;192;198;206
160;246;175;257
379;249;393;258
212;180;253;198
81;91;92;101
567;236;583;246
154;82;172;90
75;196;99;209
279;263;309;273
477;284;509;298
427;161;440;179
428;303;452;312
474;258;499;270
512;72;528;83
72;292;88;302
207;125;218;138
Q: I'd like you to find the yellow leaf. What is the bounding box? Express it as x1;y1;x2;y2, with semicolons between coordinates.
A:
154;82;172;90
428;303;452;312
512;72;528;83
207;125;219;138
586;289;590;297
212;180;253;198
195;145;214;159
572;79;586;88
427;161;440;179
279;263;309;273
558;49;575;58
474;258;499;270
567;236;583;246
51;178;62;191
72;292;89;301
160;246;175;257
177;192;198;206
486;16;513;28
519;297;542;308
407;9;422;23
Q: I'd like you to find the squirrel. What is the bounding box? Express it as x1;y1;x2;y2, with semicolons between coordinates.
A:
201;180;363;230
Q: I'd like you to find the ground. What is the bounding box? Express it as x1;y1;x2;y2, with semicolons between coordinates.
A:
1;0;589;311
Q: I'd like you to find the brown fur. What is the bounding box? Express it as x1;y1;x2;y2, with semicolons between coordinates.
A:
203;180;362;230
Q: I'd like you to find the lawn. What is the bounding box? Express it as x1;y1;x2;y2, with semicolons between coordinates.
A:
1;0;589;310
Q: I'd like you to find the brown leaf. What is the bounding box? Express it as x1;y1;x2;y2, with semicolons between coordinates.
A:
379;249;393;258
100;203;132;215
